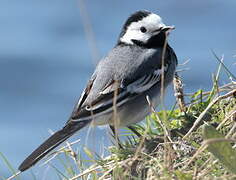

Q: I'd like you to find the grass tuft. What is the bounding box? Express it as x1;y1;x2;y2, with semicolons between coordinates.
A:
2;56;236;180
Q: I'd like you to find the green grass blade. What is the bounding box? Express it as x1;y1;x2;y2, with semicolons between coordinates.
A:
49;163;69;180
211;50;236;80
203;124;236;174
0;176;6;180
0;152;20;180
30;170;37;180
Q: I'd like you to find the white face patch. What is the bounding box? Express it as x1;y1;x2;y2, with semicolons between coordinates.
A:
120;13;166;45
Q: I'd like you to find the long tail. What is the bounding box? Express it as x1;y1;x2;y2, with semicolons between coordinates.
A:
18;120;91;172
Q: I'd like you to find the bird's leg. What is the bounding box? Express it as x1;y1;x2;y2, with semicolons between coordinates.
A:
127;126;141;137
109;125;123;149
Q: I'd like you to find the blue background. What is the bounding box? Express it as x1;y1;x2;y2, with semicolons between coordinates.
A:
0;0;235;179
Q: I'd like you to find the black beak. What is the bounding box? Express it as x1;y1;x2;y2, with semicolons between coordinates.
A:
152;26;175;34
160;26;175;32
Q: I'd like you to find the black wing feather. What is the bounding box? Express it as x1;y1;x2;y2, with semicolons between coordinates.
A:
18;120;90;172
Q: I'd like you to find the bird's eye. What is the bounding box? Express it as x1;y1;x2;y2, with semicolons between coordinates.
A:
140;26;147;33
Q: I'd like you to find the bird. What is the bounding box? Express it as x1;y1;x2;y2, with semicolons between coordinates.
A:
18;10;178;172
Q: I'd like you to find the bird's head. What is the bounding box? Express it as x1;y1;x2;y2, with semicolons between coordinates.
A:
118;10;174;48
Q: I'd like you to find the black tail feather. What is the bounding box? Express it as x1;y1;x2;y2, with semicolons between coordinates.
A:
18;120;90;172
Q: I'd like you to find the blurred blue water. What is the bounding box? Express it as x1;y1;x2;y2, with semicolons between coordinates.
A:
0;0;235;179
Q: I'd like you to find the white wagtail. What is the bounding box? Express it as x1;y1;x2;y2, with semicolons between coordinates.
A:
19;10;177;172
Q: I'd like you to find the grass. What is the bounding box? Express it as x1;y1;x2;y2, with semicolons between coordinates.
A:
2;56;236;180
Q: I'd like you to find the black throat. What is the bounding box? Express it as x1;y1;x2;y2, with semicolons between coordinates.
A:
133;31;167;48
117;31;168;49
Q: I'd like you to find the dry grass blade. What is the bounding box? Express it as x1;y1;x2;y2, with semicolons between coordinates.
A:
216;110;236;130
184;82;236;97
212;50;236;80
178;59;190;66
173;73;186;112
112;80;121;148
226;122;236;138
40;139;81;167
69;165;100;180
176;68;190;73
183;88;236;139
182;144;207;170
183;137;236;170
6;171;21;180
78;0;100;63
146;96;171;142
160;31;168;107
